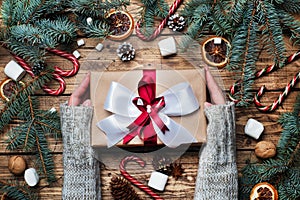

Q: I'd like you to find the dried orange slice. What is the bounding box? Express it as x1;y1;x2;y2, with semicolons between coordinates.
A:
250;182;278;200
0;79;25;101
106;10;134;41
202;36;231;69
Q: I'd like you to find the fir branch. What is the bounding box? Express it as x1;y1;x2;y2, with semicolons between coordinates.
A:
209;2;233;37
227;2;259;106
35;16;77;44
279;0;300;13
154;0;169;19
77;16;110;38
273;0;284;4
278;10;300;45
0;71;52;131
0;180;38;200
136;0;169;37
139;6;157;37
69;0;129;18
180;3;211;47
1;0;78;66
9;24;46;47
35;128;56;183
8;40;49;64
1;0;15;27
259;1;286;65
5;92;60;184
230;0;247;27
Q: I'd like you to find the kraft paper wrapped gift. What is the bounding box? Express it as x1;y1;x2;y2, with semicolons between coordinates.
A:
91;69;207;147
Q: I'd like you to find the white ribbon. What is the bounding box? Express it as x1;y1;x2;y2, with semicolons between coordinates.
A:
97;81;199;148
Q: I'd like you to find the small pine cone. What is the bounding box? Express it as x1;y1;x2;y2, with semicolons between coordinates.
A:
117;42;135;62
110;176;141;200
32;62;46;76
167;14;185;32
152;155;173;176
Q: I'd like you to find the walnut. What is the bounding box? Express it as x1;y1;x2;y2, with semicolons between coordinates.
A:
8;156;27;175
255;141;276;159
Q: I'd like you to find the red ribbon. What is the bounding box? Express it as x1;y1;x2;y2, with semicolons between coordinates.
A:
123;70;169;145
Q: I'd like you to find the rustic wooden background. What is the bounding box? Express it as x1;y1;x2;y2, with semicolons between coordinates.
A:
0;0;299;199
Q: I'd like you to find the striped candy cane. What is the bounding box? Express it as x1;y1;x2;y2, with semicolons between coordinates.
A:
136;0;183;41
254;71;300;111
120;155;163;200
12;48;80;95
46;48;80;77
229;50;300;111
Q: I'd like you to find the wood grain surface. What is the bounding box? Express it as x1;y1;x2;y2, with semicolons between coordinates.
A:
0;0;299;199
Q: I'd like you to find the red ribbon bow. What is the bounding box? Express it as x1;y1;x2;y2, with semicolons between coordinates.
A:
124;70;169;145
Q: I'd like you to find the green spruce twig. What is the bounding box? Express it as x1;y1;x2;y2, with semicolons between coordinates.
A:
0;180;38;200
1;0;77;65
5;95;61;184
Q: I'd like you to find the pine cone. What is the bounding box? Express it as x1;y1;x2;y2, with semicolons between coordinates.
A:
32;62;46;75
152;155;173;176
110;176;141;200
167;14;185;32
116;42;135;62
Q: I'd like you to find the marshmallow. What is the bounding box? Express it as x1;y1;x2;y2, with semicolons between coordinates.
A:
73;50;81;59
148;171;168;191
49;107;56;113
24;168;39;187
214;37;222;44
4;60;26;81
245;118;264;139
158;37;177;57
86;17;93;25
95;43;104;52
77;39;85;47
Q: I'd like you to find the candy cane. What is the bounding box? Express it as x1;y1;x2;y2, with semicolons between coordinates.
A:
136;0;183;41
254;71;300;112
229;50;300;109
120;155;163;200
12;48;80;95
13;55;35;77
46;48;80;77
42;73;66;95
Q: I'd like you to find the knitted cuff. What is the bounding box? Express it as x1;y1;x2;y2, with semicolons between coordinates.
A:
194;162;238;200
60;104;101;200
194;102;238;200
203;102;236;163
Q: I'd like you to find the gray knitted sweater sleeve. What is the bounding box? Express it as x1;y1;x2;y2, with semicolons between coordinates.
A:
194;102;238;200
60;104;101;200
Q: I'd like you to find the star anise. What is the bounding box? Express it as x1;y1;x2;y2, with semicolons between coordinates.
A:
170;163;184;180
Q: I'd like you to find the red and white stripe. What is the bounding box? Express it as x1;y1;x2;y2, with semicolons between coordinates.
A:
254;71;300;112
229;50;300;111
120;155;163;200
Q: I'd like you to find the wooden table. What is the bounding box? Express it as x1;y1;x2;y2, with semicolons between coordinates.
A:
0;1;299;199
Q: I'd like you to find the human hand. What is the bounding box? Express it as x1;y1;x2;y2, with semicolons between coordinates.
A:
68;72;91;106
204;65;226;107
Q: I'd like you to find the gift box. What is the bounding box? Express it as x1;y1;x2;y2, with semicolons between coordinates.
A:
90;69;207;147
